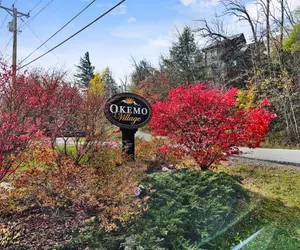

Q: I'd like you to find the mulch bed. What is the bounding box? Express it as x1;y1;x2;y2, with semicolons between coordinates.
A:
0;206;90;249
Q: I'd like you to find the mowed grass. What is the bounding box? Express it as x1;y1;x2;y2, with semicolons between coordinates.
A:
213;158;300;249
219;159;300;207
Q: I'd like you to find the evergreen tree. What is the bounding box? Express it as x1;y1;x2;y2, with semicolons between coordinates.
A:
74;52;95;88
161;27;205;84
103;67;119;98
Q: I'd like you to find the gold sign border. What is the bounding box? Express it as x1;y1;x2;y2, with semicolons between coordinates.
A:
104;92;152;129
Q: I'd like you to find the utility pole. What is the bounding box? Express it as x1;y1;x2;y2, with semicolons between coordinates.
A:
0;4;29;82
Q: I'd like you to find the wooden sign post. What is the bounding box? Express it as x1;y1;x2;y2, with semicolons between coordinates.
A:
104;93;152;160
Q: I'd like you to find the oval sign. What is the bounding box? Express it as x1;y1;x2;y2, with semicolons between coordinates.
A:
104;93;152;129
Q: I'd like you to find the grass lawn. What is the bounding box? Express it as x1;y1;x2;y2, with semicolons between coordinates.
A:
55;144;91;165
213;158;300;249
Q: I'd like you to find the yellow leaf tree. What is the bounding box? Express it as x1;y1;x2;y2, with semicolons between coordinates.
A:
88;72;104;96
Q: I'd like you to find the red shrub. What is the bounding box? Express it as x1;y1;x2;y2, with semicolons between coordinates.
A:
0;63;81;181
149;83;275;170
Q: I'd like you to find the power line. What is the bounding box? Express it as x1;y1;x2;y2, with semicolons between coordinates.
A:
5;9;13;17
19;0;53;29
19;0;54;30
28;0;44;15
20;17;59;60
19;0;126;70
0;13;8;30
20;0;96;64
1;35;13;56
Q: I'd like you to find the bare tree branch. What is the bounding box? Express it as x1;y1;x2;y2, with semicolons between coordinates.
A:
221;0;259;43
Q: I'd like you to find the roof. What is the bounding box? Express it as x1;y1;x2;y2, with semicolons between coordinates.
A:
202;33;246;51
240;41;265;52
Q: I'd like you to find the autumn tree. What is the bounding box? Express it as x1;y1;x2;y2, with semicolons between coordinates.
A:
135;72;172;104
88;72;105;96
283;21;300;53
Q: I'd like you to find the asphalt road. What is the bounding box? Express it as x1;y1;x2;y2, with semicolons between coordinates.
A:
136;131;300;165
238;147;300;165
136;131;153;141
56;137;83;145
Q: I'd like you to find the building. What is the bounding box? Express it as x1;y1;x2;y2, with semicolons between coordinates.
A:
202;33;265;88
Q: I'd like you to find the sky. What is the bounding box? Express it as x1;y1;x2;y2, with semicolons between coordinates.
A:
0;0;299;83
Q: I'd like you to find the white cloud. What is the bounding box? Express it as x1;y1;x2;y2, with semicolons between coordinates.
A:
111;5;127;15
149;37;171;48
226;0;300;43
199;0;219;8
270;0;299;20
245;0;299;23
180;0;197;6
127;17;137;23
180;0;219;8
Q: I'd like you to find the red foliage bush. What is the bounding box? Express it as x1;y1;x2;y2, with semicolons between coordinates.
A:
0;63;81;181
150;83;275;169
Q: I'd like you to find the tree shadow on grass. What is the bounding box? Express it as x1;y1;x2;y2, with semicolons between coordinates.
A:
207;190;300;250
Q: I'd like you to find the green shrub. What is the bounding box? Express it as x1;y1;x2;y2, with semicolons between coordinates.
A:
57;170;249;249
122;171;249;249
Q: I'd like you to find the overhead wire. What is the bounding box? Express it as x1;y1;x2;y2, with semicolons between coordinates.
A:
19;0;126;70
19;0;54;30
5;9;13;17
0;13;9;30
0;2;13;58
20;17;59;60
1;35;13;56
28;0;44;15
20;0;96;64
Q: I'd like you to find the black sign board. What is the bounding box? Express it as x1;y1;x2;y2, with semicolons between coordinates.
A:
104;93;152;129
104;93;152;159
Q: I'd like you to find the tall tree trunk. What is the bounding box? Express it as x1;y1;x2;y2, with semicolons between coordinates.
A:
288;95;300;140
280;0;284;47
266;0;271;70
283;102;291;142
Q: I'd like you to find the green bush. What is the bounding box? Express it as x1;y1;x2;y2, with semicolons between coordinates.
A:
122;171;249;249
57;170;249;249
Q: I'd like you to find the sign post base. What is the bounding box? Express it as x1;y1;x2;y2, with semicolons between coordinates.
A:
121;128;138;160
